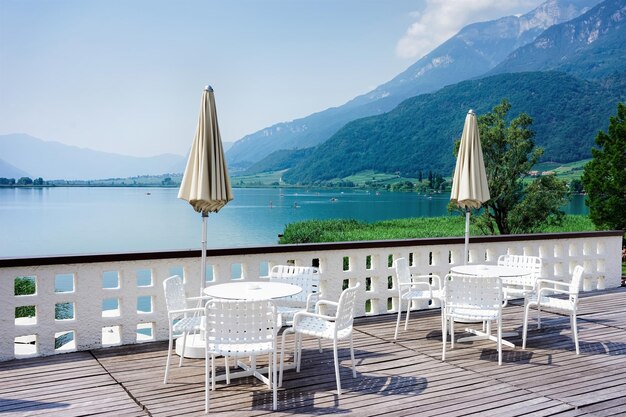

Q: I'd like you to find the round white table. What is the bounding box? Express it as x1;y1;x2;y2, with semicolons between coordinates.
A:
450;264;531;278
203;281;302;300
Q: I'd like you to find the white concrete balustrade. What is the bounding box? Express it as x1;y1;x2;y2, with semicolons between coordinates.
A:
0;231;622;362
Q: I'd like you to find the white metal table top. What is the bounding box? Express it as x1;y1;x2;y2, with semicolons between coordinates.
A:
203;281;302;300
450;264;532;278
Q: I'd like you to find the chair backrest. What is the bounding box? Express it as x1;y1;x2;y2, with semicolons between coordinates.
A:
204;299;277;350
269;265;320;307
569;265;584;300
393;257;431;292
163;275;188;313
334;282;361;332
444;274;503;311
497;254;542;287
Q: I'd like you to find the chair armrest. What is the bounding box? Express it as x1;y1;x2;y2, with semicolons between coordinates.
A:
305;292;320;312
293;310;335;325
537;279;571;290
169;307;204;316
187;295;212;301
316;299;338;308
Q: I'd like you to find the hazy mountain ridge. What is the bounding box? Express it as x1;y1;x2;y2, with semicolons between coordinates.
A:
225;0;599;168
0;134;187;180
282;71;625;184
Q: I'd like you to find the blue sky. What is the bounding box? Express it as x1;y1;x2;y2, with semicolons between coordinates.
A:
0;0;543;157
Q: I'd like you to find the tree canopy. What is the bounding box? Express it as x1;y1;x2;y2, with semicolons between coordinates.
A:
475;100;568;235
581;102;626;232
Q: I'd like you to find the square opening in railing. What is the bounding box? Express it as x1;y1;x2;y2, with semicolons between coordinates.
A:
102;326;121;346
15;276;36;296
102;271;119;289
343;256;350;271
169;266;184;281
136;323;154;342
55;302;74;320
15;305;36;325
55;273;74;293
366;277;372;291
387;297;393;311
387;275;393;290
136;269;152;287
137;296;152;313
387;254;393;268
102;298;120;317
365;299;371;314
204;264;214;283
14;334;37;357
231;263;242;280
366;255;372;270
259;261;269;277
55;330;76;352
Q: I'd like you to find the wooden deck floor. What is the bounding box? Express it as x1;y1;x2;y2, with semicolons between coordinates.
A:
2;287;626;416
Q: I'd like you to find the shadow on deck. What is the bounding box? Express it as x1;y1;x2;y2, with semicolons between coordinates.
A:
2;288;626;416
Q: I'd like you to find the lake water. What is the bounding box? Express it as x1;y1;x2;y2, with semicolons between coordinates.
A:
0;187;588;258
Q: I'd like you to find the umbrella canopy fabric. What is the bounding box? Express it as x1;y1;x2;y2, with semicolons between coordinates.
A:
450;110;490;265
178;86;234;214
450;110;490;209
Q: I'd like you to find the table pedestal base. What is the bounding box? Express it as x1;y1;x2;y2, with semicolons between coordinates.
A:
175;334;205;359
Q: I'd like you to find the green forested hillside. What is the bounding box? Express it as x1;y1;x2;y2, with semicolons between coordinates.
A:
283;71;625;184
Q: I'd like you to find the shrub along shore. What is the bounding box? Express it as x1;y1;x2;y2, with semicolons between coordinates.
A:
279;215;596;244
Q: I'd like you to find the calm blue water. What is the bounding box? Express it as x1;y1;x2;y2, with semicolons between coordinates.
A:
0;187;588;258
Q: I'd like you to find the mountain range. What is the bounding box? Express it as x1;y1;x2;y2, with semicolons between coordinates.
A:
225;0;602;169
1;0;623;182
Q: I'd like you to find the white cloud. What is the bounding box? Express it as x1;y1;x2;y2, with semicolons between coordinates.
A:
396;0;544;59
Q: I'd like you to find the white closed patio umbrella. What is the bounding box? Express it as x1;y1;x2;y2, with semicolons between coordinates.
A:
450;109;490;264
179;86;234;295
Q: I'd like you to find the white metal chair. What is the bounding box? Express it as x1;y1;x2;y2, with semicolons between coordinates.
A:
393;257;442;340
497;254;542;304
162;275;206;384
442;274;505;365
279;282;360;397
522;265;584;355
269;265;321;326
203;298;278;413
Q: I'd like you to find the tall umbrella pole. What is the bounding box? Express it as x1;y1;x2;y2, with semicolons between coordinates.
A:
201;212;208;293
464;208;470;265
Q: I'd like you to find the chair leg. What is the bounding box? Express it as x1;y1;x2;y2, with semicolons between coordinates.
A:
296;334;303;373
349;334;356;378
394;301;402;340
179;331;188;367
450;318;455;349
279;328;293;387
522;304;531;350
571;312;580;355
272;349;277;411
497;318;502;366
225;355;230;385
537;305;542;329
441;313;447;361
332;338;342;397
204;348;210;413
404;302;411;331
211;355;216;391
164;326;173;384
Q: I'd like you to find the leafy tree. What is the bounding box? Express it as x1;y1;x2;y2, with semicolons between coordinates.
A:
33;177;44;185
569;179;584;194
476;100;568;235
17;177;33;185
581;102;626;232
